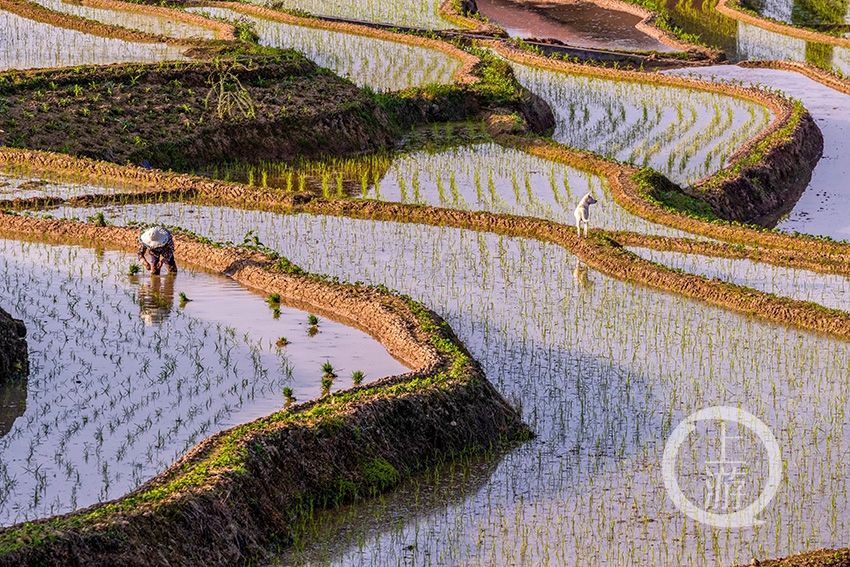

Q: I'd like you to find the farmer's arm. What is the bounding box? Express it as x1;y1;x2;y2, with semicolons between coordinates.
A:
159;240;176;272
137;243;151;270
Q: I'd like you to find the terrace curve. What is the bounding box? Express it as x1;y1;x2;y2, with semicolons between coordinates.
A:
0;0;234;50
0;2;848;565
716;0;850;48
0;213;528;566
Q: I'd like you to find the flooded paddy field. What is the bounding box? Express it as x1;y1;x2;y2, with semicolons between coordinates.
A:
476;0;678;52
511;61;772;185
186;6;462;90
0;237;405;526
33;202;850;565
3;0;850;564
27;0;217;39
666;64;850;239
0;8;186;71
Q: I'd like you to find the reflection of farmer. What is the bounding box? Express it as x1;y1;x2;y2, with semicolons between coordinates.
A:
137;272;175;325
138;227;177;275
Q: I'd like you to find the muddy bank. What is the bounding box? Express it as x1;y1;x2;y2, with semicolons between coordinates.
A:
508;136;850;254
737;547;850;567
684;104;822;225
0;42;552;171
199;2;480;84
606;231;850;276
0;306;27;383
0;55;399;170
0;214;528;566
739;59;850;95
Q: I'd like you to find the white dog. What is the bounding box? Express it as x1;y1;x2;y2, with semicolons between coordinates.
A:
574;193;598;237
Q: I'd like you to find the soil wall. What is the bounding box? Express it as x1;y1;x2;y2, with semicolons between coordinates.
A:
0;306;27;383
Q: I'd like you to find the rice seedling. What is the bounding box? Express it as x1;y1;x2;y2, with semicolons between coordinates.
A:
360;141;690;237
276;336;290;347
127;263;141;276
0;235;404;525
268;292;282;304
187;7;460;91
510;61;772;185
322;361;336;377
0;10;187;72
58;203;850;566
308;314;319;326
235;0;454;30
628;246;850;312
27;0;218;39
352;370;364;385
737;21;811;63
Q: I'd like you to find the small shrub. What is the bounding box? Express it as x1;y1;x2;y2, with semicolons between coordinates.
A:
87;212;107;226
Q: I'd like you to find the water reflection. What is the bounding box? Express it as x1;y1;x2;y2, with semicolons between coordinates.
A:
666;0;850;73
477;0;677;51
134;274;176;326
273;447;513;566
0;378;26;439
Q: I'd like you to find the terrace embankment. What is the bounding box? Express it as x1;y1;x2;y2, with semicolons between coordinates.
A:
0;305;27;382
500;135;836;255
0;55;397;171
490;43;824;227
0;48;553;172
0;213;529;567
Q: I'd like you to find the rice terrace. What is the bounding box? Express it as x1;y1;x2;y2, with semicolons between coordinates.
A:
2;0;850;562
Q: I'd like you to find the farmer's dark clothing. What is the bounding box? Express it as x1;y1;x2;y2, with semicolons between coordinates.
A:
138;236;176;273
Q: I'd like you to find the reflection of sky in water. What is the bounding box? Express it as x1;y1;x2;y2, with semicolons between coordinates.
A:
0;10;186;71
186;7;459;91
751;0;850;25
664;65;850;240
28;0;216;39
756;0;794;24
242;0;452;29
737;21;807;61
0;240;404;525
736;19;850;75
834;46;850;74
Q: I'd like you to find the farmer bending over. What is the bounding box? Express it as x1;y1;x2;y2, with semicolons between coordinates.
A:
138;226;177;275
